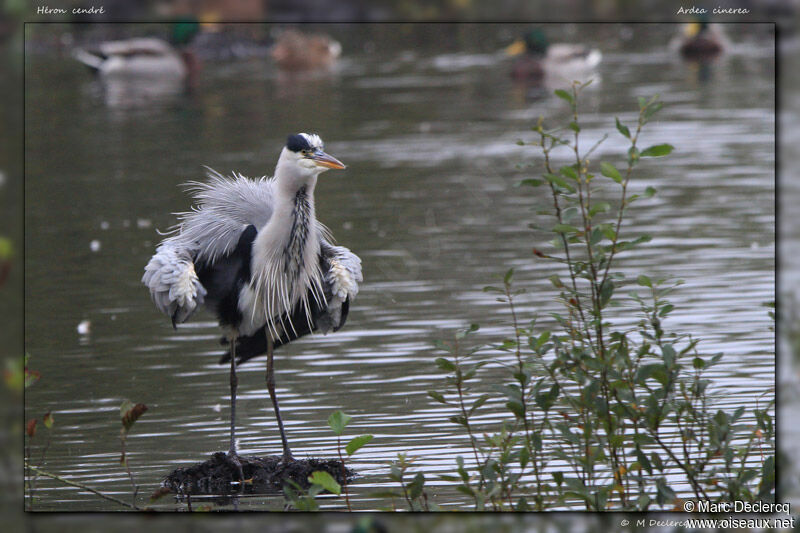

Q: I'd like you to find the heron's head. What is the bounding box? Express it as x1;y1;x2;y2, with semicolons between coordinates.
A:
276;133;345;188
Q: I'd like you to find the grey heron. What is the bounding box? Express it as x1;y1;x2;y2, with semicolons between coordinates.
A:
142;133;362;474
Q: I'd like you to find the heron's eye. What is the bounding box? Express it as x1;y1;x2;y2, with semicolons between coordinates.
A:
301;150;311;157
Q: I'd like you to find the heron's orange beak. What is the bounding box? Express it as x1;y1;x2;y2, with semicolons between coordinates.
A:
312;150;346;170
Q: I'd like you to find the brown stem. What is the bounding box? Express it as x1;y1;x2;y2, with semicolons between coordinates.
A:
337;435;351;511
26;462;140;510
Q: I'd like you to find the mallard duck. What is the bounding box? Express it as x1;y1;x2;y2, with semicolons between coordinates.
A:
676;17;726;60
270;29;341;72
72;20;199;83
506;29;602;84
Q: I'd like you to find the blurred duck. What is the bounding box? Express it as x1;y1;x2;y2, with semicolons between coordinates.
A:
271;29;341;72
72;19;200;84
506;29;602;84
676;17;726;60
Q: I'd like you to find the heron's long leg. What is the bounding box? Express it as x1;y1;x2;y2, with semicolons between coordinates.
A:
266;338;293;461
228;336;244;483
229;337;238;456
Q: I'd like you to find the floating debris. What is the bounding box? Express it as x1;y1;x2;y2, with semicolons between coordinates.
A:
100;221;110;230
77;320;91;335
137;218;152;229
90;240;101;252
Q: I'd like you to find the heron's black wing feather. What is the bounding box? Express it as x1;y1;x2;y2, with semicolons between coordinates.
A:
196;224;257;329
219;247;349;365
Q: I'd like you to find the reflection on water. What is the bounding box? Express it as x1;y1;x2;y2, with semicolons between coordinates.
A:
24;23;774;510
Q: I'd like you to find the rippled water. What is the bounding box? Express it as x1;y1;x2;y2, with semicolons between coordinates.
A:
24;23;774;510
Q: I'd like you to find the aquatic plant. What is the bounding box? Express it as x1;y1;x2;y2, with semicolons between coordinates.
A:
24;370;149;511
424;82;775;511
283;410;373;511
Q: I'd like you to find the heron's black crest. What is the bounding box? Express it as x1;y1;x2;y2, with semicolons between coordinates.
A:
286;134;312;153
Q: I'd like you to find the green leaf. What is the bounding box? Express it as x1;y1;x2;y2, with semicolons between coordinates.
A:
636;448;653;475
637;275;652;288
407;472;425;500
615;117;631;139
655;477;676;505
43;411;54;429
308;470;341;495
758;455;775;498
600;162;622;183
345;434;374;456
662;344;676;367
658;303;674;317
449;415;468;428
589;202;611;217
469;394;490;416
552;223;579;234
504;268;514;285
643;101;663;122
640;144;674;157
589;227;604;246
635;363;664;384
519;445;530;470
0;237;13;260
427;390;449;405
435;357;457;372
559;165;578;180
599;280;614;309
518;178;543;187
600;224;617;241
543;173;575;192
554;89;574;106
568;121;580;133
536;330;551;349
327;410;352;436
506;400;525;419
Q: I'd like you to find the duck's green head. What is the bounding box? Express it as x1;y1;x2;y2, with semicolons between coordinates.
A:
523;29;549;55
170;17;200;46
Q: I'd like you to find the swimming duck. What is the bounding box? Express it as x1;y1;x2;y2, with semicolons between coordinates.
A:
505;29;602;84
270;29;341;72
676;17;726;60
72;19;200;84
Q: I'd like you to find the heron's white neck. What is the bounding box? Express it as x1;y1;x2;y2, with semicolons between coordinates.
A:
244;169;324;339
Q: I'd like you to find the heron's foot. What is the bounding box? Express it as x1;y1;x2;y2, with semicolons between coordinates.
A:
225;449;245;483
281;451;295;463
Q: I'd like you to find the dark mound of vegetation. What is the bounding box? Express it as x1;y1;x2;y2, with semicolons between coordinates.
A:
163;452;354;495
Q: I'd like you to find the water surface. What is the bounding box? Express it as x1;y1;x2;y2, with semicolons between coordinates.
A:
24;23;774;510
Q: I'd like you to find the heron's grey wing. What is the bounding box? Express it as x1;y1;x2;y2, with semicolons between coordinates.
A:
323;240;362;298
144;168;273;325
317;238;362;333
165;168;275;264
142;244;207;326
